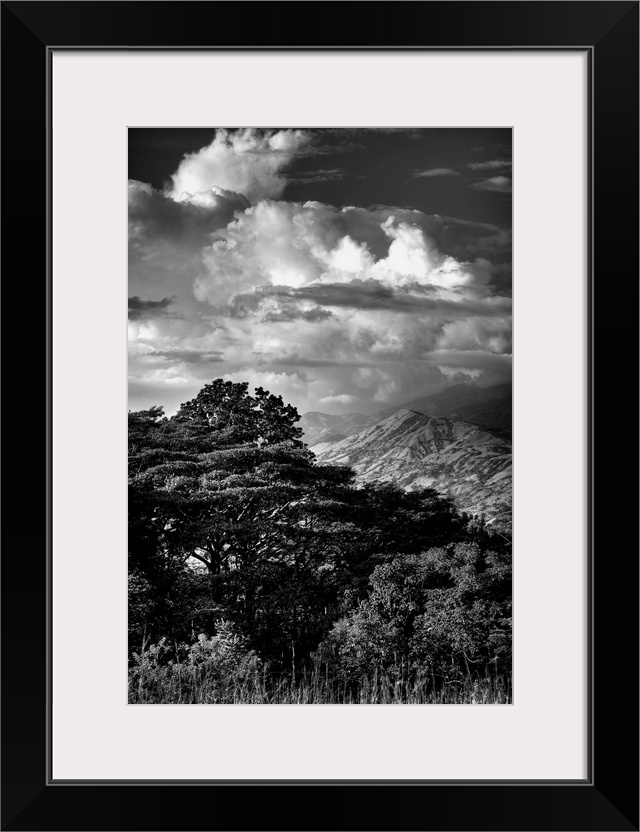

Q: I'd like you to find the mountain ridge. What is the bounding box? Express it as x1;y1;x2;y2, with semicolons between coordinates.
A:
300;381;512;445
310;407;511;530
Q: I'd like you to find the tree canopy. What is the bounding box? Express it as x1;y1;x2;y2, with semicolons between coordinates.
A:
175;379;304;448
128;378;511;692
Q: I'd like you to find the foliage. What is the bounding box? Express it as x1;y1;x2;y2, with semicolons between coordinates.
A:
175;379;304;448
129;623;261;704
315;543;512;684
128;378;512;702
130;636;511;704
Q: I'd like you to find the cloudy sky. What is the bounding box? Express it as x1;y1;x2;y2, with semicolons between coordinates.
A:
128;128;512;416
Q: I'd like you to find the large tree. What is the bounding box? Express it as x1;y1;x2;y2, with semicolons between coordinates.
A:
175;379;304;448
128;379;480;671
129;382;357;661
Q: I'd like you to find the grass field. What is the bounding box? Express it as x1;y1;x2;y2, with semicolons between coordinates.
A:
129;664;511;704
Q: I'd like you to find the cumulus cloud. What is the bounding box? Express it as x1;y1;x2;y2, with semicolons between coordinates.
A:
408;168;459;180
128;132;512;415
169;128;312;202
129;179;249;245
194;200;502;308
469;176;512;194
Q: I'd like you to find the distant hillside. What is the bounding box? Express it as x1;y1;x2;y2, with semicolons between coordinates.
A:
299;382;512;445
299;411;374;446
311;409;511;530
376;382;512;429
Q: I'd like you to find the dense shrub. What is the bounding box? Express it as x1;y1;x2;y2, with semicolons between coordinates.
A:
129;622;261;703
315;543;511;684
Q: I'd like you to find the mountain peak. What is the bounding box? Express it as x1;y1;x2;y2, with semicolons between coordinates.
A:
311;408;511;530
299;381;511;446
387;408;430;422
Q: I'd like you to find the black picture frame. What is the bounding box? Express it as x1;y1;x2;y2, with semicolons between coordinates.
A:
2;2;638;830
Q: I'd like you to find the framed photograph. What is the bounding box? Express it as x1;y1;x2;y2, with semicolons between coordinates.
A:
2;2;638;830
126;122;515;712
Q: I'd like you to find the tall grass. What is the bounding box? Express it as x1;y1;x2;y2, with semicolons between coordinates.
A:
129;661;511;704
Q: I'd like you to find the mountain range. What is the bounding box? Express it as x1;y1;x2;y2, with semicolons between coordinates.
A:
302;383;512;530
300;382;511;446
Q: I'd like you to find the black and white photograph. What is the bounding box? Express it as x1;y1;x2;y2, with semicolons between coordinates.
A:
128;127;513;704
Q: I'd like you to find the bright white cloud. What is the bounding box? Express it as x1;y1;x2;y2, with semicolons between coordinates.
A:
128;138;512;416
194;200;499;307
169;128;312;203
319;394;359;406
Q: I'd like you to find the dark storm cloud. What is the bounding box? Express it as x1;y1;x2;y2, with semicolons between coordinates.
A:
230;281;511;320
287;281;438;312
128;296;176;321
288;282;511;318
487;263;513;297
